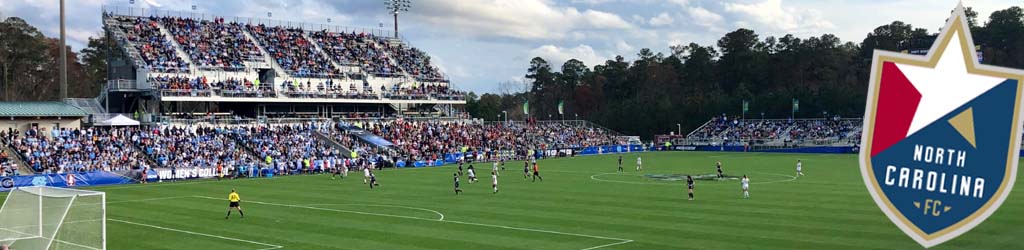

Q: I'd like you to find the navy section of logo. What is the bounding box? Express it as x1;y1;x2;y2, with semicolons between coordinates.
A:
1;177;12;189
871;79;1017;234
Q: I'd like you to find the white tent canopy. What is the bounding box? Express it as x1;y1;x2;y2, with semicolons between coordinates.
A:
96;114;140;126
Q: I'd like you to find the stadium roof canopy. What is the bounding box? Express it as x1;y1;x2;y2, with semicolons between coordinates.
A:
0;102;88;117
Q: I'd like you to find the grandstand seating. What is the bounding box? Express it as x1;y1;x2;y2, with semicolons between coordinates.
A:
159;16;262;71
685;117;862;146
5;127;147;174
111;16;190;73
247;24;342;78
103;12;463;101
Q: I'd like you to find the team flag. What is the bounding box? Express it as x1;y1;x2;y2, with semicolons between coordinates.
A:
742;100;749;113
523;100;530;115
558;101;564;115
792;98;799;113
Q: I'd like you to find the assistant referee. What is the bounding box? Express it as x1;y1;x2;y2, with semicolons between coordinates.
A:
226;189;244;219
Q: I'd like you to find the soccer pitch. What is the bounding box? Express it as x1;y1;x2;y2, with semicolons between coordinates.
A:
6;151;1023;249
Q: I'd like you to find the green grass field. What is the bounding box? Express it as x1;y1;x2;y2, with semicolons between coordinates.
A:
4;151;1024;249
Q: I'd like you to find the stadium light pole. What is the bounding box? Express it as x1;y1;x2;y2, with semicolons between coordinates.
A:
59;0;67;101
386;0;410;38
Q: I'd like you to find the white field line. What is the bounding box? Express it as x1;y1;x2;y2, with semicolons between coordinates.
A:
302;203;444;221
589;172;798;186
194;196;632;250
109;218;283;250
0;227;102;250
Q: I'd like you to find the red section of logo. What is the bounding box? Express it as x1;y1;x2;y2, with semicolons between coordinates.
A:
871;62;922;156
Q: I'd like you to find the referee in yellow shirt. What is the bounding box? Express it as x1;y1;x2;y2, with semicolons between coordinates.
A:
226;189;244;219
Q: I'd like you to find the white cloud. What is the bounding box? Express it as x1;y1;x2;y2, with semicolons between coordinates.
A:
724;0;834;34
686;6;724;31
571;0;617;5
668;0;690;8
614;40;634;53
648;12;674;27
528;44;607;68
410;0;632;40
631;14;646;25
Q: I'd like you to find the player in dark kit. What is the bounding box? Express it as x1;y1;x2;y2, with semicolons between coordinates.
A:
453;173;462;194
524;160;530;179
458;161;464;176
618;155;624;172
368;173;379;189
686;175;695;201
716;161;724;179
500;158;506;171
531;162;543;182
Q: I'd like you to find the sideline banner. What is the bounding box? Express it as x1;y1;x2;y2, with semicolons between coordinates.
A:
1;171;135;192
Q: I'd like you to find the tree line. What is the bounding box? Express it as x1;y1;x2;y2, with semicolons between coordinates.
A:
466;6;1024;138
0;17;110;102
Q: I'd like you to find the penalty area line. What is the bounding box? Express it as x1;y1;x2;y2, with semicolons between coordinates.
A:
108;218;283;250
193;196;632;249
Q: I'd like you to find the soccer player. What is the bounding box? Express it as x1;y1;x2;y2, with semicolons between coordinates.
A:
741;175;750;199
458;160;464;176
686;175;695;201
363;166;371;184
454;173;462;194
500;158;506;171
716;161;724;179
492;161;499;177
796;160;804;177
617;155;623;172
217;163;224;181
226;189;244;219
636;156;643;171
491;171;499;194
369;173;379;189
532;161;543;182
523;160;530;179
467;165;477;183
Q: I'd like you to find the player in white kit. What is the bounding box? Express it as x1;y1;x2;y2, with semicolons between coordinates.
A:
796;160;804;177
363;166;371;184
741;175;750;199
492;162;499;177
636;156;643;171
491;171;499;194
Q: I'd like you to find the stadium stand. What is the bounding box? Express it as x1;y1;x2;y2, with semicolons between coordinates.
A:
159;16;263;71
247;24;342;78
683;116;863;146
5;127;147;174
309;30;399;77
110;16;190;73
135;126;256;171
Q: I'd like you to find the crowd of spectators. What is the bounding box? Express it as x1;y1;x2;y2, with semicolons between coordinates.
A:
160;16;262;71
1;131;17;176
135;126;257;172
5;127;147;174
232;123;348;174
310;30;399;77
687;116;862;144
114;16;189;73
247;24;340;78
280;79;378;99
357;120;622;162
383;43;444;81
211;78;277;98
384;82;464;100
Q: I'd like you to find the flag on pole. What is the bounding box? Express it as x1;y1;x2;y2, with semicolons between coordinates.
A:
792;98;800;112
523;100;530;115
558;101;564;115
742;100;749;113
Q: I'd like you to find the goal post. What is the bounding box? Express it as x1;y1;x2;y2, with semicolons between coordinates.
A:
0;186;106;250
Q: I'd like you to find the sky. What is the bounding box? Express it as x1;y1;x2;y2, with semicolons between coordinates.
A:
0;0;1018;94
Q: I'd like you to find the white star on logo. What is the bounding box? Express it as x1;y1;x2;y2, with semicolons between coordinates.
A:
896;31;1006;137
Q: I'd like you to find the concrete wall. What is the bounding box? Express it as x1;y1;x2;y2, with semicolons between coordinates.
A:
0;117;83;135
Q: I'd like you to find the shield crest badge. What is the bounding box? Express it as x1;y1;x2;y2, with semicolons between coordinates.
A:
861;4;1024;248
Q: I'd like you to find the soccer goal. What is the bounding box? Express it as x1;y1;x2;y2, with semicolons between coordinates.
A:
0;186;105;250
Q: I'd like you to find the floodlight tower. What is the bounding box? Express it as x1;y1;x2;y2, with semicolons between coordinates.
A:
386;0;410;38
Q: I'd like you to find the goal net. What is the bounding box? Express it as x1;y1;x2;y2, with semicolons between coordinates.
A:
0;186;105;250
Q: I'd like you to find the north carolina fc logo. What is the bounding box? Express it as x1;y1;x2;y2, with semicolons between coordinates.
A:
860;4;1024;248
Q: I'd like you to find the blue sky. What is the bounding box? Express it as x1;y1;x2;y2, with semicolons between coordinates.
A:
0;0;1016;94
